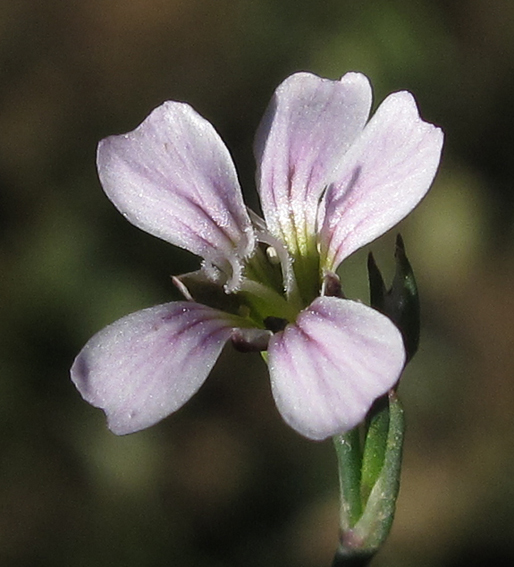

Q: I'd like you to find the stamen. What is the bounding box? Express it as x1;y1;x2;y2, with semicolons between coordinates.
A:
256;230;300;303
266;246;281;265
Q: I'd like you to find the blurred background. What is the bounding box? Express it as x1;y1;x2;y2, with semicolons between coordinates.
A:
1;0;513;565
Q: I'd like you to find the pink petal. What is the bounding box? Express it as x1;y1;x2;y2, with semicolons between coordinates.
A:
97;102;254;289
319;91;444;271
267;297;405;440
254;72;372;254
71;302;236;435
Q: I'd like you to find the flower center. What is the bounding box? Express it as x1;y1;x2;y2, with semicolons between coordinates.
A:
175;222;324;333
238;230;321;328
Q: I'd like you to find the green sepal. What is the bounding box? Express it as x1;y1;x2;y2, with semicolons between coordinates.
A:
367;251;387;310
367;234;420;362
360;396;390;504
333;427;363;531
333;391;405;563
354;391;405;551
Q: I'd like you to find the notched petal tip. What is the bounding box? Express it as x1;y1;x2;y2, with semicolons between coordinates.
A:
319;87;444;272
71;302;235;435
339;71;372;92
255;71;373;254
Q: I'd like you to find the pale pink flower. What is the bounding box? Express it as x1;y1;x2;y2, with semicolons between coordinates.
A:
71;72;443;440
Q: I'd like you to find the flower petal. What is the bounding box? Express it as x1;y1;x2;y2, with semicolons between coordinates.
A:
267;296;405;440
319;91;444;271
97;102;254;290
254;72;372;256
71;302;236;435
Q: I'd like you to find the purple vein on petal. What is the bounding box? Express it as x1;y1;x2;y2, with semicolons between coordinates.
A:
267;297;405;440
71;302;239;435
255;72;372;255
319;91;444;271
97;101;255;278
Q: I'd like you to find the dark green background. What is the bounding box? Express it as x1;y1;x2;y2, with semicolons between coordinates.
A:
1;1;513;565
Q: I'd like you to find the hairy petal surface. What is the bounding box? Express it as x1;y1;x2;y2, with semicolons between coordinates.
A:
268;297;405;440
98;102;254;289
71;302;236;435
255;72;372;256
319;91;444;272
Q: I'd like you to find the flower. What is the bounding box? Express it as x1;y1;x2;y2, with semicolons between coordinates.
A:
71;72;443;440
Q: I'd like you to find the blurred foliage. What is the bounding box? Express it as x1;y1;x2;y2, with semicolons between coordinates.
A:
1;0;514;565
